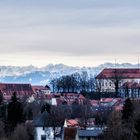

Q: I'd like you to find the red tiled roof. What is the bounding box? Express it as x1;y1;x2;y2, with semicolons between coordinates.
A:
63;93;85;99
101;98;113;103
45;94;53;100
90;100;99;106
56;98;63;106
114;105;123;111
96;68;140;79
64;93;79;97
0;83;34;96
121;82;140;89
79;95;86;100
32;85;50;92
67;119;79;127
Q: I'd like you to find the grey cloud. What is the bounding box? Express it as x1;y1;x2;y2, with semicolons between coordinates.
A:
0;0;139;59
0;0;140;28
0;26;139;57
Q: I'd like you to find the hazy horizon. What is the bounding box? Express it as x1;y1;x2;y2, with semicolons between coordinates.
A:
0;61;139;68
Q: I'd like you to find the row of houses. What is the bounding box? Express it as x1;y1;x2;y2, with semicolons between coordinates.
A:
33;95;123;140
34;108;107;140
0;82;123;109
0;83;51;100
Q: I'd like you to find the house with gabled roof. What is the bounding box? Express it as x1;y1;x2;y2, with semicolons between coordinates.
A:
34;111;62;140
0;83;34;100
32;85;51;95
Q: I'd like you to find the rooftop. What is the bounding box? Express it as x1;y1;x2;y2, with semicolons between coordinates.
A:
96;68;140;79
0;83;34;95
78;129;103;137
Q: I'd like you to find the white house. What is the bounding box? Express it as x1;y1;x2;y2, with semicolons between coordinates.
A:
32;85;51;95
34;111;62;140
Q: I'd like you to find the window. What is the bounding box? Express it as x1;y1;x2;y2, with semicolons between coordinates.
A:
102;81;104;86
41;135;46;140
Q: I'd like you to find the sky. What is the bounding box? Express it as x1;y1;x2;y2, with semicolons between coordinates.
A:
0;0;140;67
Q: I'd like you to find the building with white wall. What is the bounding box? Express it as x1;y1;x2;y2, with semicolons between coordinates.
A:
34;111;62;140
32;85;51;95
96;68;140;93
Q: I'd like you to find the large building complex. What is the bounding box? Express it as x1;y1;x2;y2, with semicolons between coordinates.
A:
96;68;140;97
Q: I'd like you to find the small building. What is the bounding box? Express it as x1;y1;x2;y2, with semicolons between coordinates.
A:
34;111;62;140
32;85;51;95
61;93;86;105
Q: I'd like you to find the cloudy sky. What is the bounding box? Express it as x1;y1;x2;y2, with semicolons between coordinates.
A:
0;0;140;67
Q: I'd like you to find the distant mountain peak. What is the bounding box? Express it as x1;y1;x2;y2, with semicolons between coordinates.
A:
0;63;138;85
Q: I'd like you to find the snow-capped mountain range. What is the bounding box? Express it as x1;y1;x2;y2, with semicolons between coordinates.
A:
0;63;139;85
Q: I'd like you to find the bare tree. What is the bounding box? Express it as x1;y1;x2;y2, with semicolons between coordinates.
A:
124;83;130;98
88;74;96;92
111;69;123;97
50;72;95;93
95;79;103;99
81;99;93;128
44;106;65;140
103;111;136;140
50;79;57;93
80;71;89;93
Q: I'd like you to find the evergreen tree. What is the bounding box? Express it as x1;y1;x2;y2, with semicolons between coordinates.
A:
95;114;102;125
41;103;51;114
7;92;24;128
122;98;133;122
0;90;3;105
135;115;140;140
27;108;33;120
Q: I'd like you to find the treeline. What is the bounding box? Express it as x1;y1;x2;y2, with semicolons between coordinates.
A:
50;71;96;93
